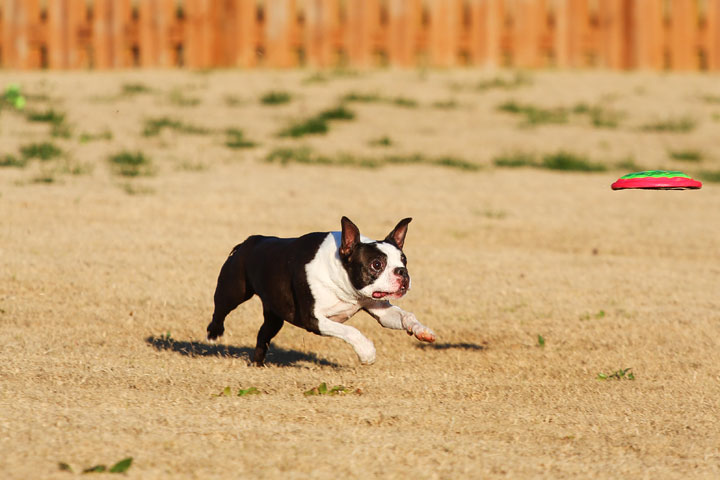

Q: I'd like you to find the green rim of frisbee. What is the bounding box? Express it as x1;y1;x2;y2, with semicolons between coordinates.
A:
619;170;691;180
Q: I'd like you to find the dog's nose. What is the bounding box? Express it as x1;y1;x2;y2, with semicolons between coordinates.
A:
394;267;408;278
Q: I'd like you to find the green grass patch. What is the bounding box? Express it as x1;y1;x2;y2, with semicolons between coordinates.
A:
26;108;71;137
615;156;641;171
493;151;536;168
64;457;133;474
713;113;720;122
540;151;606;172
697;170;720;183
668;149;702;162
225;128;257;149
497;101;568;126
260;91;292;105
341;92;382;103
317;105;355;121
266;147;479;171
494;151;607;172
391;97;418;108
476;72;532;91
342;92;419;108
121;83;153;95
369;136;393;147
109;151;153;177
168;88;201;107
20;142;62;161
597;368;635;381
640;117;696;133
432;99;459;109
0;154;27;167
278;105;355;138
143;117;210;137
278;117;329;138
304;382;357;396
79;130;113;143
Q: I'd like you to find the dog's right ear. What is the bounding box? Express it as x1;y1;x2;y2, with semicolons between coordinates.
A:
340;216;360;257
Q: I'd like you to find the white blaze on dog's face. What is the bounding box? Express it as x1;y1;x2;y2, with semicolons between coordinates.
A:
338;217;412;301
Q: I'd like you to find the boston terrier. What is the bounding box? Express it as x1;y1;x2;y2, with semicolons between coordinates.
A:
207;217;436;366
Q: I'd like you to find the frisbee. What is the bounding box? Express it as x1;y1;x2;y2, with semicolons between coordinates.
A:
611;170;702;190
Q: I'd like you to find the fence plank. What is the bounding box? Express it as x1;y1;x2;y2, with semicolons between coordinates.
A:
388;0;420;67
429;0;461;67
2;0;38;69
347;0;379;67
632;0;663;69
513;0;544;68
467;0;503;67
598;0;630;69
230;0;257;67
140;0;175;67
304;0;338;67
556;0;589;67
265;0;297;67
710;0;720;70
669;0;698;70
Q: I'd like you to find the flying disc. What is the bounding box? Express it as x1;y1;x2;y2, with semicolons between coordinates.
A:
611;170;702;190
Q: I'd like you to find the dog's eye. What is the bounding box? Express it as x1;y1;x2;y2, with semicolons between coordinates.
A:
371;260;383;271
401;254;407;264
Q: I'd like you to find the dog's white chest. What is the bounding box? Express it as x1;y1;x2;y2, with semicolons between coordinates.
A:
323;301;362;323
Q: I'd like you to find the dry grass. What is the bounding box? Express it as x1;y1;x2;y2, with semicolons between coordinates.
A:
1;69;720;479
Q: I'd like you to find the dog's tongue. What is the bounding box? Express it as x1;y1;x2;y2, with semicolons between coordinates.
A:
372;292;388;299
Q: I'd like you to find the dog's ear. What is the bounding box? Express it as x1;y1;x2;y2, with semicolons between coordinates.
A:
385;217;412;250
340;216;361;257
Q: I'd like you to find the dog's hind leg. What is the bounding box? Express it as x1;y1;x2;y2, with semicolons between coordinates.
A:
253;307;284;366
207;244;255;341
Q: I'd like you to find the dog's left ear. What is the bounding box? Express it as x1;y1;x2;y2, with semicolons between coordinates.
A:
385;217;412;250
340;216;361;257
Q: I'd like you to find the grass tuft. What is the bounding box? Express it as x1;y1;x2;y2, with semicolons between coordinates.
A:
697;170;720;183
143;117;210;137
432;99;459;109
224;128;257;149
278;105;355;138
20;142;62;161
541;151;607;172
597;368;635;381
79;130;113;143
369;136;393;147
498;101;568;126
265;147;480;171
668;149;702;162
476;72;532;91
493;151;536;168
260;91;292;105
121;83;153;95
168;88;201;107
0;154;28;168
640;117;696;133
109;151;154;177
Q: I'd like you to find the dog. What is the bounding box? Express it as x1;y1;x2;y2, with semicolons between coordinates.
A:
207;217;436;366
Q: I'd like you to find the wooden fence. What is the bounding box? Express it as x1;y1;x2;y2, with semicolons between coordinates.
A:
1;0;720;71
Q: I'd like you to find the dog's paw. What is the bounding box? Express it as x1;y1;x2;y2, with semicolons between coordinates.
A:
206;322;224;342
411;324;436;343
356;340;377;365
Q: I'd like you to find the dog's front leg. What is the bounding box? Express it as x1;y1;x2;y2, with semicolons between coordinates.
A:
363;301;435;343
316;316;377;364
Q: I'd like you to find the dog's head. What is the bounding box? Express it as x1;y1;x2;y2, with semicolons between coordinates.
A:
338;216;412;300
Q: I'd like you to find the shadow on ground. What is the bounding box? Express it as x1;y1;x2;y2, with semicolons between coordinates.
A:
415;341;487;351
145;336;341;368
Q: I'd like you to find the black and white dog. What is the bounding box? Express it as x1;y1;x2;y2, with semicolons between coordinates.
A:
207;217;436;365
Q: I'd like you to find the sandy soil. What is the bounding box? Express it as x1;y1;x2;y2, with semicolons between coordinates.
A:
1;69;720;479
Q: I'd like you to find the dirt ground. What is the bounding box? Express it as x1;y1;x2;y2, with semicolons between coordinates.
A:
1;69;720;479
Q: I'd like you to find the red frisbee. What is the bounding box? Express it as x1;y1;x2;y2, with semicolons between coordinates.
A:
611;170;702;190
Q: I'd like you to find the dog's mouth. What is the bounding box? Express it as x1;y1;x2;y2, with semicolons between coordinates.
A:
372;287;407;299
